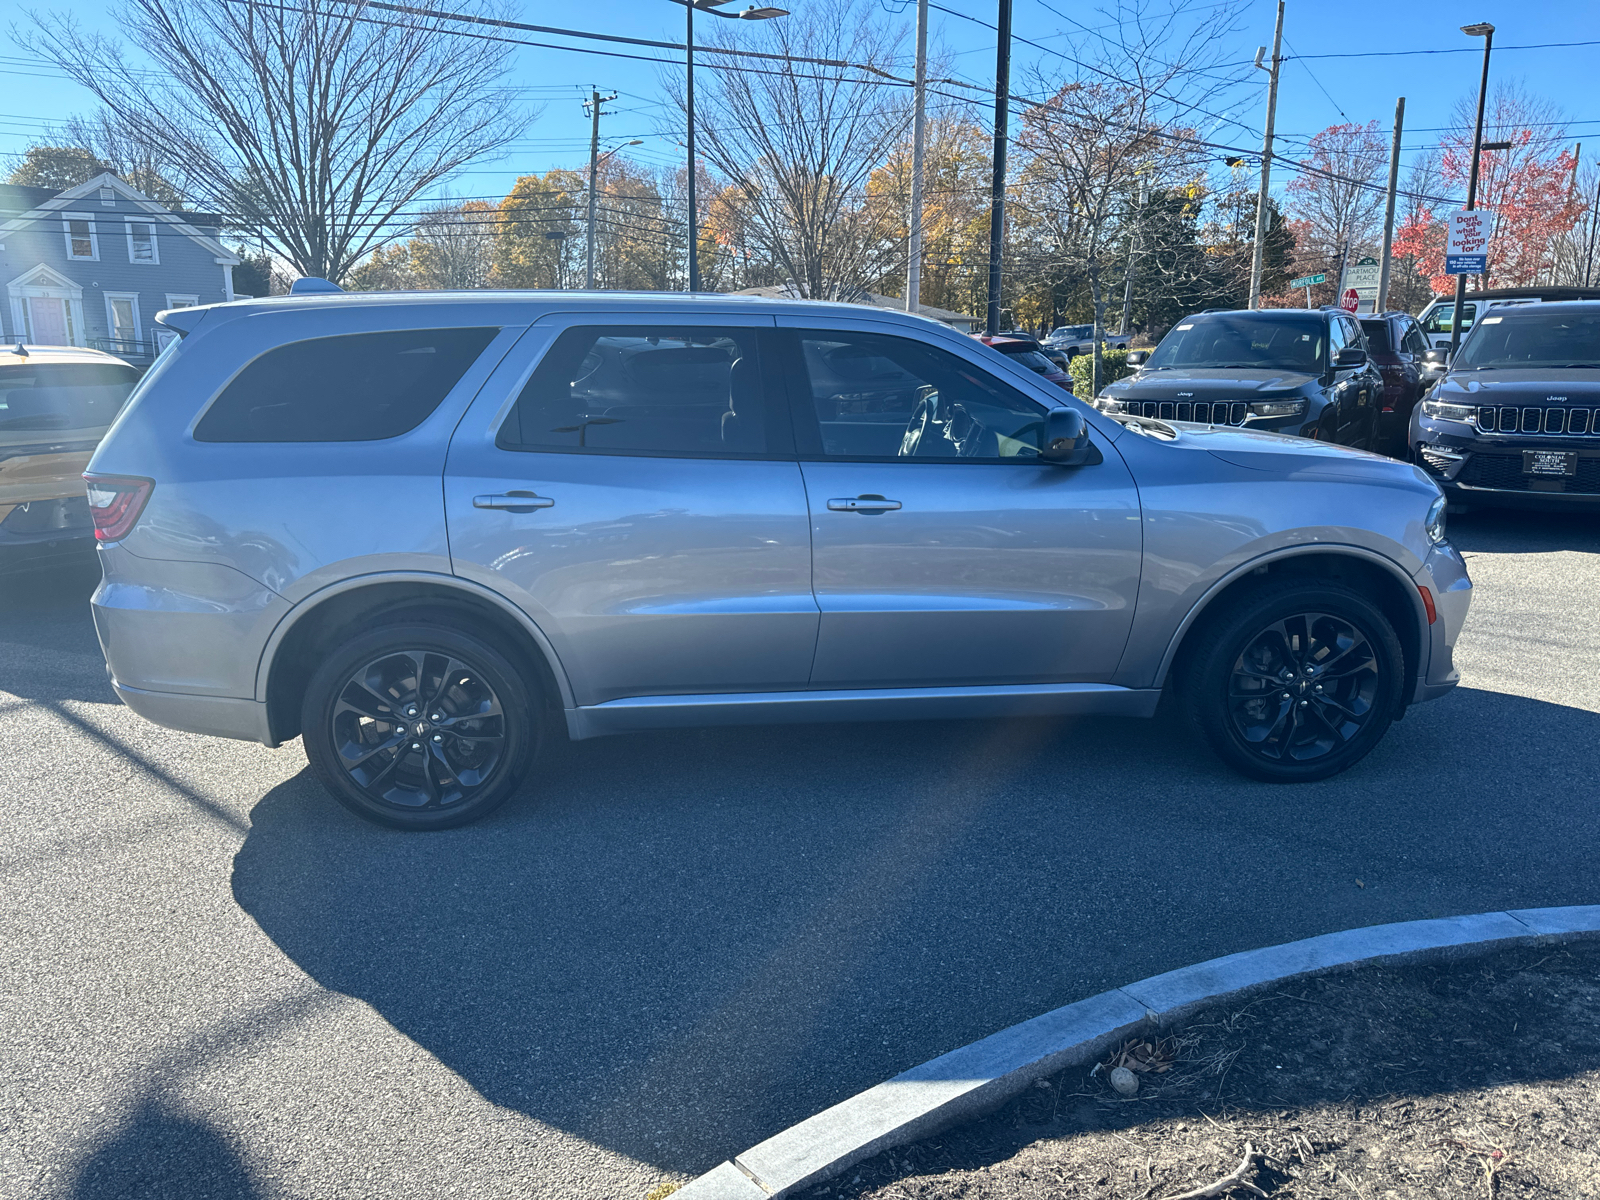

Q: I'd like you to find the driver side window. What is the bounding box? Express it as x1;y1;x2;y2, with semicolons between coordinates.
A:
793;330;1049;461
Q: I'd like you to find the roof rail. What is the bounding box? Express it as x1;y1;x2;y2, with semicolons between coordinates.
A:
290;277;344;295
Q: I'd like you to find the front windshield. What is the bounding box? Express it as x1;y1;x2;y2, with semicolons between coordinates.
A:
1048;325;1092;342
1454;310;1600;368
0;362;139;432
1145;315;1325;372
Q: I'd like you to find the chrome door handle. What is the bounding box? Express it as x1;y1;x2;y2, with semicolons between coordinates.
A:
473;491;555;512
827;495;902;513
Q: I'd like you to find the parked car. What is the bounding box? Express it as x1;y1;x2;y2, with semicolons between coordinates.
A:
1095;308;1383;447
1;343;139;571
975;332;1072;389
87;287;1467;829
1045;323;1131;358
1410;300;1600;510
1359;311;1432;456
1415;286;1600;351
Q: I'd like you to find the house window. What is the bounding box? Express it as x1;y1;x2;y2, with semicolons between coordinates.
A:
164;294;199;310
127;220;158;264
104;293;142;352
64;214;98;260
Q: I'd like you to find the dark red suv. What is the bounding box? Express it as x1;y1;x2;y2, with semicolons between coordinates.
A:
1360;311;1433;456
975;333;1073;390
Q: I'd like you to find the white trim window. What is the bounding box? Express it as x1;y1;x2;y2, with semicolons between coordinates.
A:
126;219;159;264
63;213;99;260
164;293;200;310
104;291;142;351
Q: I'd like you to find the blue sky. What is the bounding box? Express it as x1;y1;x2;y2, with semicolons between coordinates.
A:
4;0;1597;214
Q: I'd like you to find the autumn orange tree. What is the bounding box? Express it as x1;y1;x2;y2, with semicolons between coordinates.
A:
1393;84;1585;293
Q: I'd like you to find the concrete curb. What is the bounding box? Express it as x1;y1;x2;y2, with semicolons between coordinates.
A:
674;905;1600;1199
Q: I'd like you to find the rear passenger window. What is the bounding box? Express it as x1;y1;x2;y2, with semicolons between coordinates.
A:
500;326;768;456
194;328;498;442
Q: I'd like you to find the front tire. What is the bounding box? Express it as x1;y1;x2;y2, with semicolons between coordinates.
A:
301;621;540;830
1181;582;1404;782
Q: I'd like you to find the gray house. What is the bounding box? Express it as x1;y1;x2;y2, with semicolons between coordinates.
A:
0;172;240;366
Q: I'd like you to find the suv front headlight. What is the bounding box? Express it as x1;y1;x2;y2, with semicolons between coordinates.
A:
1421;399;1476;423
1425;494;1447;543
1248;399;1307;418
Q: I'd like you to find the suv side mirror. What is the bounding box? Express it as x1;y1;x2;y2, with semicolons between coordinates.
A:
1422;348;1449;368
1041;407;1095;466
1334;347;1367;368
1125;349;1149;367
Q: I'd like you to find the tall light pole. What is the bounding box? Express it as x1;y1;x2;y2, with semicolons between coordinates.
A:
586;131;643;290
1247;0;1284;309
905;0;928;314
1449;22;1494;363
984;0;1013;336
673;0;790;294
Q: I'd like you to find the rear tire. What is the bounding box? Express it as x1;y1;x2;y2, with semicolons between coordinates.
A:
301;620;540;830
1181;581;1404;782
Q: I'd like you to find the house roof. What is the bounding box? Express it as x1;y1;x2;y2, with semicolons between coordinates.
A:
0;172;238;264
0;183;63;218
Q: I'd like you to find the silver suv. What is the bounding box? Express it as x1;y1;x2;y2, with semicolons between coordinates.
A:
86;289;1470;829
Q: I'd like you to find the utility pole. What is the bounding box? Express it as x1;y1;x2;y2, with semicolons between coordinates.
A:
1449;23;1494;363
585;89;617;290
905;0;929;314
685;1;699;292
984;0;1013;336
1376;96;1405;313
1120;173;1146;336
1247;0;1284;310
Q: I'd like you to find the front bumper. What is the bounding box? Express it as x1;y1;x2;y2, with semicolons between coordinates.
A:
1412;540;1470;704
1412;412;1600;507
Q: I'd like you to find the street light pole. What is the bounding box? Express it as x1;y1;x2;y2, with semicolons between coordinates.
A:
686;0;699;292
675;1;790;294
1450;22;1494;363
1247;0;1284;310
984;0;1013;337
1377;96;1405;313
905;0;928;314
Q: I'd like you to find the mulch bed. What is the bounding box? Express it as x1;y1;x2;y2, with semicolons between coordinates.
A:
803;942;1600;1200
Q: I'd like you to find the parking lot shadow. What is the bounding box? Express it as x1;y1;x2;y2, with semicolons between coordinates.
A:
66;1099;260;1200
231;685;1600;1174
0;557;116;705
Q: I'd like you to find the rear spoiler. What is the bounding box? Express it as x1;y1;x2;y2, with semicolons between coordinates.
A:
154;307;210;339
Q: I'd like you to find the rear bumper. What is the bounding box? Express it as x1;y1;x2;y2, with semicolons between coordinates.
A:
112;679;277;745
1412;541;1471;704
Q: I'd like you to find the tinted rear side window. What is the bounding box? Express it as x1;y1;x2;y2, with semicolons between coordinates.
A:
1359;320;1393;353
0;362;139;432
500;326;770;457
194;328;498;442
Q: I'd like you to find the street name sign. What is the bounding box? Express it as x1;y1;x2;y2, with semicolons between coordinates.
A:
1446;210;1493;275
1290;273;1326;289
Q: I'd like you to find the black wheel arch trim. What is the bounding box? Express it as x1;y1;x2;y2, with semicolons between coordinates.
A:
1147;544;1431;693
253;570;576;745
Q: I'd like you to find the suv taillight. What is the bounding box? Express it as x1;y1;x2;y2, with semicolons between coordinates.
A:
83;474;154;541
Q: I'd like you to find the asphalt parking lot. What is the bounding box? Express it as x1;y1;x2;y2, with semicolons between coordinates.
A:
4;509;1599;1200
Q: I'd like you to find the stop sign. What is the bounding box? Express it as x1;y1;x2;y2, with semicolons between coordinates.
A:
1340;288;1359;313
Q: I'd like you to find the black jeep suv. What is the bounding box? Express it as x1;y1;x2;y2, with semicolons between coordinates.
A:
1095;308;1381;446
1411;300;1600;509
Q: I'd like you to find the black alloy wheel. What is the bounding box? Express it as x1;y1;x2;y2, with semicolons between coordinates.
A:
1226;612;1378;763
1183;581;1403;782
302;621;538;829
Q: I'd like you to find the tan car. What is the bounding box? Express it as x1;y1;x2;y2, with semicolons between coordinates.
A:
1;344;140;570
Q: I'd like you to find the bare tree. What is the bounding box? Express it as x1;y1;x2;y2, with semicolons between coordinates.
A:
25;0;527;283
1282;120;1389;286
676;0;910;299
410;201;496;289
1015;0;1246;389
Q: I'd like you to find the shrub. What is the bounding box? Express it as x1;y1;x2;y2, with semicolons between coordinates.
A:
1068;347;1133;399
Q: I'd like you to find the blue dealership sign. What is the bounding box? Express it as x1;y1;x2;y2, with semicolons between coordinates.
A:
1446;253;1487;275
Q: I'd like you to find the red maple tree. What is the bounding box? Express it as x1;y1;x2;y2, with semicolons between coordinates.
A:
1394;98;1584;294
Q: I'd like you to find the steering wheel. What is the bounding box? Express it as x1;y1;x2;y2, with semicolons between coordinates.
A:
899;393;938;457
